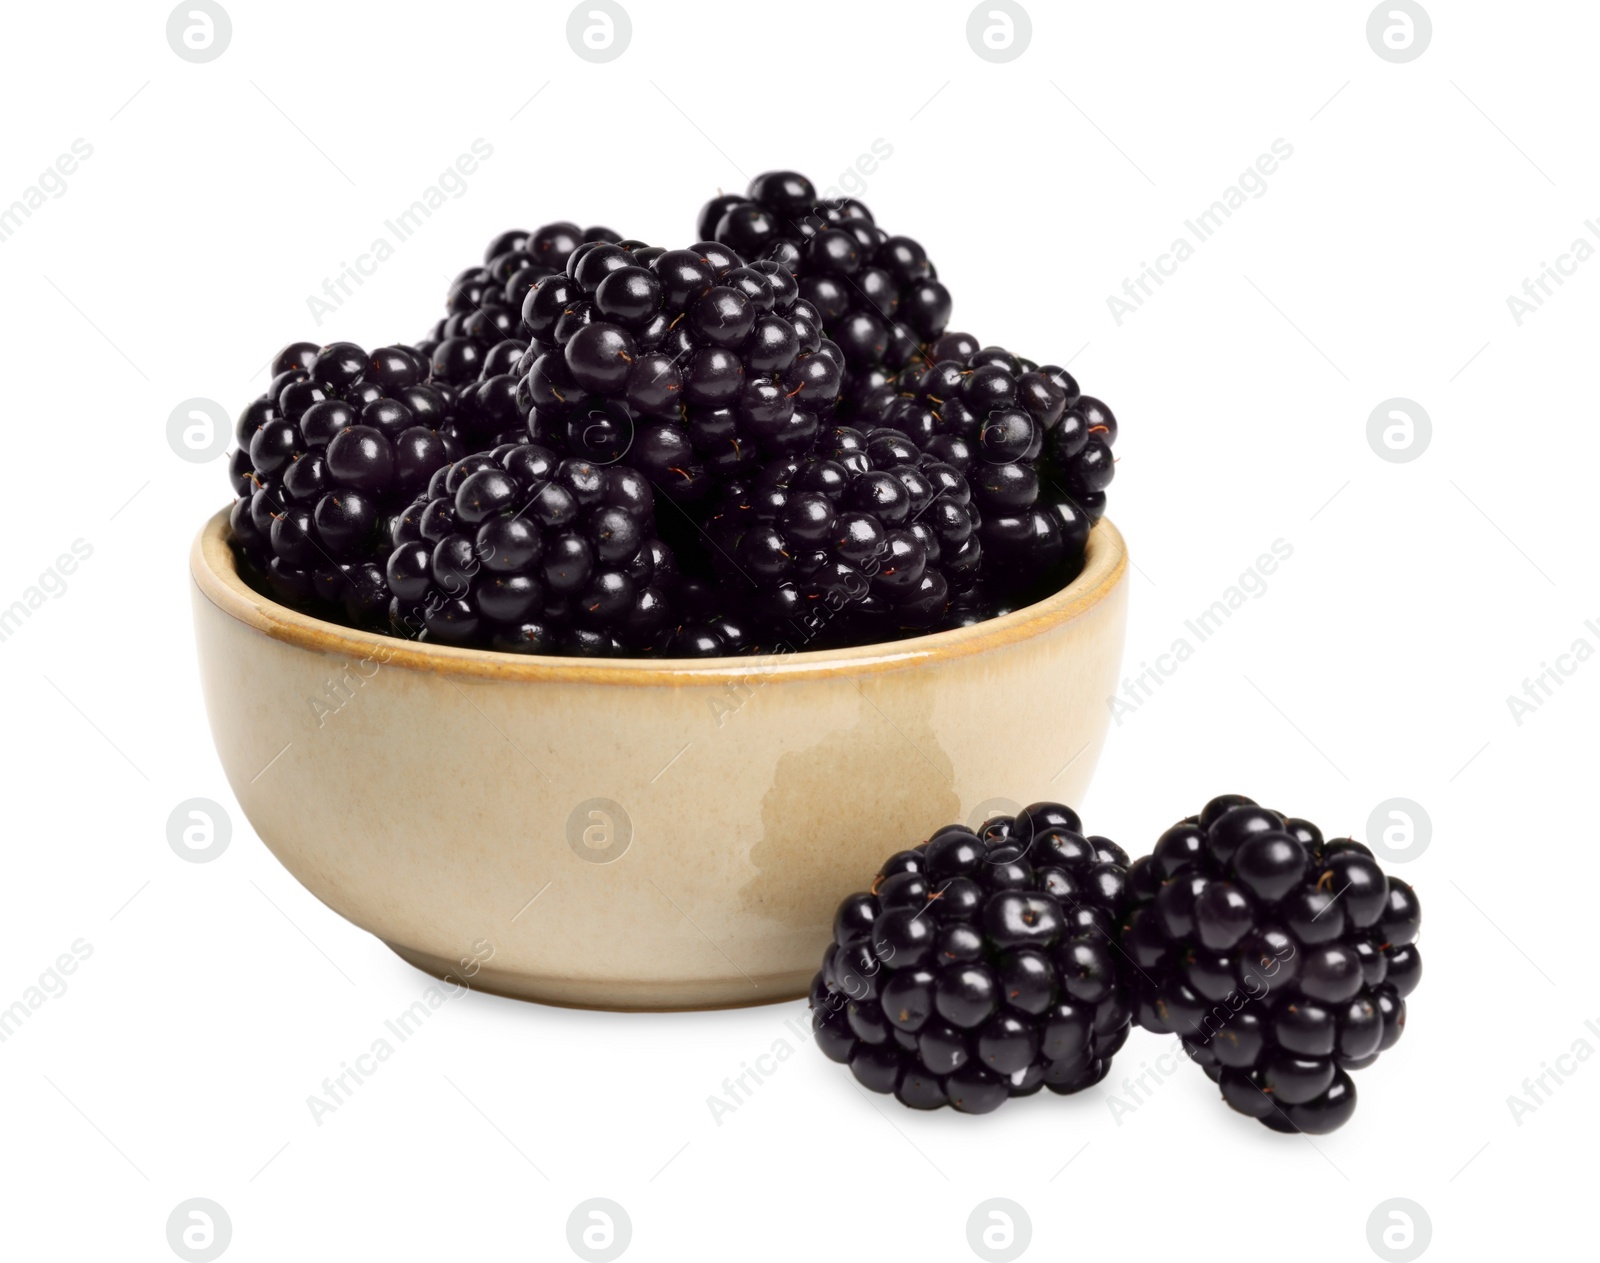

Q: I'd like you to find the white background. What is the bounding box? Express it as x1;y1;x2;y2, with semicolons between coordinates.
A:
1;2;1594;1260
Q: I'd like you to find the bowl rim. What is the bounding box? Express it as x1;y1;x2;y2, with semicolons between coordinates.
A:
192;508;1127;685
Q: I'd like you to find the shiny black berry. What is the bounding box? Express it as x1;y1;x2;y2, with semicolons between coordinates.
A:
811;806;1129;1112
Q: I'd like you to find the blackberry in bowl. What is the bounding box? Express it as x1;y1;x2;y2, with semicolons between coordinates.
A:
196;196;1132;1008
228;339;456;625
388;447;676;655
695;169;952;385
189;508;1128;1009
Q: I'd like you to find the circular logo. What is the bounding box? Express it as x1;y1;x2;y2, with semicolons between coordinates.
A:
967;798;1021;834
1366;397;1431;463
1366;798;1431;863
569;403;636;465
166;2;232;63
966;1198;1032;1262
167;798;232;864
1366;1197;1432;1260
566;1198;631;1261
1366;2;1432;64
167;398;231;463
566;2;632;63
166;1198;232;1261
566;798;632;864
966;2;1032;63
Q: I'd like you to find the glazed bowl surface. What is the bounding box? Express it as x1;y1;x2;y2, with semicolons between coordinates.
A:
190;510;1129;1009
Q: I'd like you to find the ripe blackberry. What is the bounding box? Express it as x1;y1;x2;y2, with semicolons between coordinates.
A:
695;422;977;641
388;446;676;655
696;171;952;389
862;337;1109;605
229;340;457;624
1120;794;1422;1134
413;221;642;455
516;234;841;501
415;220;604;363
810;804;1132;1113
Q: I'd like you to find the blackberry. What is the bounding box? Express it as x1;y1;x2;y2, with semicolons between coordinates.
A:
810;804;1132;1113
229;340;456;624
517;235;841;508
413;220;630;452
388;446;676;654
859;337;1108;606
695;170;951;390
1120;794;1422;1134
697;422;976;642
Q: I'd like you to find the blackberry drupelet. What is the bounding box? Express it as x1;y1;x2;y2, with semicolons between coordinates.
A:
388;446;677;655
810;803;1133;1113
1120;794;1422;1134
229;340;457;624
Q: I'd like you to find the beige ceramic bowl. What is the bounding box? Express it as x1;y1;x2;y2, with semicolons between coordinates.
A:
190;509;1129;1010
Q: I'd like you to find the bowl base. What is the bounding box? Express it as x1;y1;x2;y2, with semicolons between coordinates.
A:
383;941;811;1013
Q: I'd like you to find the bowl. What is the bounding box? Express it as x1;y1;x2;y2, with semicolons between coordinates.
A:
190;509;1129;1010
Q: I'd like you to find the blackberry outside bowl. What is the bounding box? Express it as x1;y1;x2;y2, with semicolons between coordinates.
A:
189;509;1129;1010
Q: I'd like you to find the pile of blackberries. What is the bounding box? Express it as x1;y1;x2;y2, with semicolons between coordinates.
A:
225;171;1119;657
810;795;1422;1132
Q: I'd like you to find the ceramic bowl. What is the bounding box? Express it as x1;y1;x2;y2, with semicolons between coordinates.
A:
190;509;1129;1010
